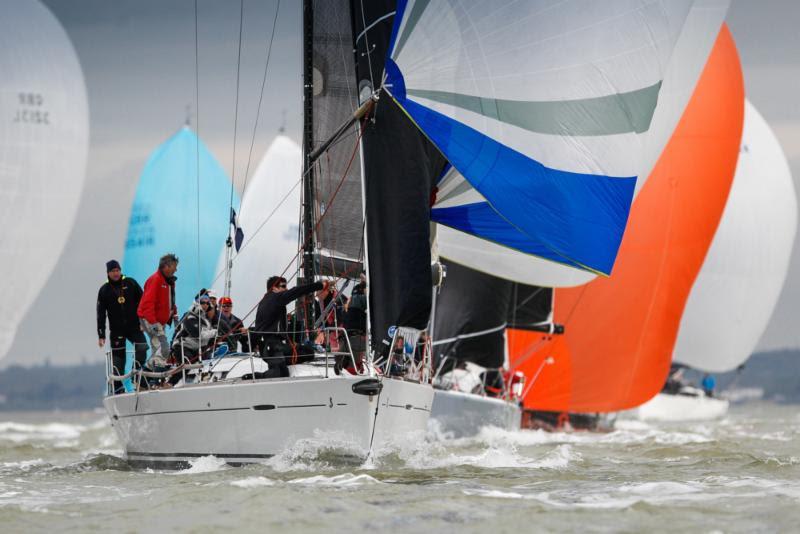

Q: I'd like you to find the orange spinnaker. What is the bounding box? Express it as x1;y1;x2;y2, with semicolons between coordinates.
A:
509;26;745;413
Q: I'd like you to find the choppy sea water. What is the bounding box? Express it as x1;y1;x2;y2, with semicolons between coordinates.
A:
1;402;798;532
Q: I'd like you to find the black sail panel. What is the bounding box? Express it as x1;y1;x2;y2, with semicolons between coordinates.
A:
311;0;363;265
433;260;512;369
508;284;553;329
352;1;446;353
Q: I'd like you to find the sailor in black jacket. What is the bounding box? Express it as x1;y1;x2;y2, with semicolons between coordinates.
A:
254;275;327;376
97;260;147;392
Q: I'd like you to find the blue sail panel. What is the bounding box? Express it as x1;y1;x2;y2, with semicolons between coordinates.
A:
431;202;586;271
389;76;635;275
122;127;239;388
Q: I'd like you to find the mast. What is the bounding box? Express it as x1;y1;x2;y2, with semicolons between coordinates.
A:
301;0;316;331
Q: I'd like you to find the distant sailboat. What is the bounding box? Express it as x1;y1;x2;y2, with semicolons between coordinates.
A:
0;0;89;360
124;126;240;317
212;135;301;317
429;1;728;435
638;99;798;422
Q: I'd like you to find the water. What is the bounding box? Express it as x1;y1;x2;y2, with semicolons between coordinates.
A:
1;403;798;532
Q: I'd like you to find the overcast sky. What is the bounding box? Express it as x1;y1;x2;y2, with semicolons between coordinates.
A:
3;0;799;367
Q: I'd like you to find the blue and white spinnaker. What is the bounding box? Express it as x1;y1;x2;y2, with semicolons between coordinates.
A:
384;0;699;278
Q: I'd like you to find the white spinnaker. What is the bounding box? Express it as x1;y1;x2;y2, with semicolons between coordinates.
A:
0;0;89;359
673;100;797;373
213;136;302;320
427;1;727;287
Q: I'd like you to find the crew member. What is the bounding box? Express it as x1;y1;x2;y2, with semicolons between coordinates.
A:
96;260;146;393
137;253;179;365
254;276;327;376
218;296;249;352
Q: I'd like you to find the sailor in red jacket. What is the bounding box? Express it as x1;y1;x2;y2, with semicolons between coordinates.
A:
137;253;179;364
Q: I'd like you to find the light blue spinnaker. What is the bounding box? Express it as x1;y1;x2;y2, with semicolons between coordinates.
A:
122;126;240;389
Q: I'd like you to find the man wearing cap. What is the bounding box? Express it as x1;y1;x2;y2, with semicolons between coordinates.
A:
218;296;249;353
96;260;147;393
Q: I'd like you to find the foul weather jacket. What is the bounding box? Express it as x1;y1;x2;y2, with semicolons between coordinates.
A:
254;282;323;340
96;276;144;339
137;270;177;326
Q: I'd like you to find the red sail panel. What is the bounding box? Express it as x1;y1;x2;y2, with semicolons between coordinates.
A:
509;25;744;413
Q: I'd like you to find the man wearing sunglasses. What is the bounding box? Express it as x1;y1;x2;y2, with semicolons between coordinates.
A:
254;275;329;377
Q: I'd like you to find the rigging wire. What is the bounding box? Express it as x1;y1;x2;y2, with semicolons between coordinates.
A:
194;0;202;349
223;0;245;298
358;0;376;93
239;0;282;216
228;0;244;211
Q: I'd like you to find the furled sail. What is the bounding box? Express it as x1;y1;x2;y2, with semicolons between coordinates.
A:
124;127;240;317
0;0;89;360
212;135;301;319
509;25;744;412
673;100;797;373
386;1;697;276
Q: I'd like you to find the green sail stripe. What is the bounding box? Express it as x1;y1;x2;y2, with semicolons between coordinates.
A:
407;81;663;136
391;0;430;60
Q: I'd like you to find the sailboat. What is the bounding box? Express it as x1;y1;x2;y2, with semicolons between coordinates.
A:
509;22;745;427
427;0;728;436
0;0;89;361
124;125;241;317
211;134;301;316
431;260;559;437
637;99;798;422
104;1;704;465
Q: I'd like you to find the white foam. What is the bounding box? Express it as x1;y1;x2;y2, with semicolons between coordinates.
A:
288;473;381;487
263;430;368;473
175;455;228;474
0;422;85;443
229;476;276;488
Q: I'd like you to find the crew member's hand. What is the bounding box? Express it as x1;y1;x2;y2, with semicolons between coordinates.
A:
322;280;330;291
98;338;105;348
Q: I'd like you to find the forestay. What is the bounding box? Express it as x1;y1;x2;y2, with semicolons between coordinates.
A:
0;0;89;360
673;100;797;373
386;0;695;276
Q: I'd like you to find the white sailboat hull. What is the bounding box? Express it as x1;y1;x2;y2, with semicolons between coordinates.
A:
636;392;729;422
104;376;433;467
431;389;521;438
